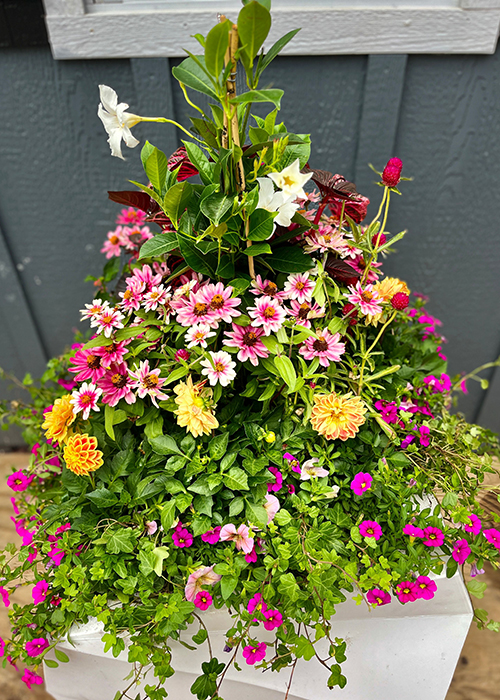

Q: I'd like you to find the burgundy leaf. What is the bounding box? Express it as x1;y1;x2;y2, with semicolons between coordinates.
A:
305;168;358;202
325;256;361;286
108;191;154;212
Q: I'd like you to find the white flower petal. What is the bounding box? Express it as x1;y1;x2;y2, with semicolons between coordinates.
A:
107;128;125;160
99;84;118;112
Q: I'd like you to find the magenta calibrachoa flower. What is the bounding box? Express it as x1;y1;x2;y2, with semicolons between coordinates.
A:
415;576;437;600
396;580;418;603
25;637;49;657
220;523;254;554
422;526;445;547
201;526;221;544
267;466;283;493
184;566;221;602
359;520;383;541
403;524;424;539
283;272;315;303
172;527;193;548
283;452;301;473
21;669;44;689
299;329;345;367
243;642;267;665
452;539;471;565
200;351;237;387
483;528;500;549
32;579;49;605
194;591;213;610
350;472;372;495
367;589;391;606
0;587;10;607
464;514;482;536
0;635;4;657
129;360;168;407
70;382;103;420
223;323;269;366
300;458;329;480
185;324;216;348
247;593;267;616
247;295;287;335
346;281;383;316
263;609;283;631
6;471;33;492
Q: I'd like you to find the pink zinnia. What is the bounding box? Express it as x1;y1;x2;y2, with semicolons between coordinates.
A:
247;593;267;615
359;520;383;541
129;264;162;292
129;360;168;408
174;290;219;328
250;275;287;302
287;299;325;329
194;591;213;610
80;298;110;322
7;471;33;492
123;225;153;249
69;348;107;382
452;539;471;565
172;527;193;548
464;514;482;536
267;466;283;493
32;579;49;605
367;589;391;606
201;526;221;544
223;323;269;366
21;669;44;689
26;637;49;657
220;523;254;554
101;226;128;258
247;295;287;335
243;642;267;665
263;609;283;631
143;285;170;312
415;575;437;601
403;524;424;539
200;351;237;387
422;526;444;547
483;528;500;549
116;207;146;225
70;382;102;420
198;282;241;323
94;340;130;366
98;362;136;407
299;329;345;367
346;281;383;316
185;324;216;349
396;580;418;604
91;307;125;338
185;565;221;602
283;272;315;304
350;472;372;495
119;277;145;313
0;587;10;608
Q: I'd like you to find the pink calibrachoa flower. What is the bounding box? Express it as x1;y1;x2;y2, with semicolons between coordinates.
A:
263;609;283;631
143;285;170;312
418;425;430;447
69;348;107;382
91;306;125;338
119;277;145;313
185;565;222;602
346;281;383;316
247;593;267;615
267;466;283;493
200;351;237;387
32;579;49;605
422;526;445;547
185;324;216;349
116;207;146;225
403;524;424;539
367;589;391;606
10;497;19;515
174;291;219;328
70;382;103;420
98;366;135;408
220;524;254;554
101;226;128;258
22;669;44;689
223;323;269;366
464;514;482;536
6;471;33;492
483;528;500;549
283;272;315;303
401;434;415;450
471;563;485;577
350;472;372;495
287;299;325;329
250;275;287;303
0;587;10;607
374;400;399;425
26;637;50;657
80;298;110;322
198;282;241;323
299;329;345;367
264;494;280;524
283;452;301;473
300;458;328;480
201;526;221;544
247;295;287;335
0;636;4;656
243;642;267;665
172;527;193;548
359;520;383;541
415;576;437;601
452;539;471;565
129;360;168;408
396;581;418;603
48;543;65;566
194;591;213;610
423;373;452;394
145;521;158;535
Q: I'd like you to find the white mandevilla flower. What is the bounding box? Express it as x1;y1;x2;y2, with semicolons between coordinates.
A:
97;85;146;160
267;158;313;199
256;178;299;231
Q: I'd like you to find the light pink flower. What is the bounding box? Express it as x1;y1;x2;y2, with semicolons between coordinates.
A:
347;254;382;283
194;591;213;610
94;340;130;366
174;290;219;328
69;348;107;382
346;281;383;316
101;226;128;258
248;295;287;336
300;458;328;480
32;579;49;605
283;272;315;303
91;307;125;338
98;363;136;407
7;471;33;492
146;521;158;535
287;299;325;329
299;329;345;367
185;324;216;349
80;298;110;322
243;642;266;665
123;225;153;250
464;514;481;536
220;523;254;554
143;285;170;312
304;225;349;255
359;520;383;541
223;323;269;366
116;207;146;225
22;669;44;689
129;264;162;292
129;360;168;408
264;494;280;523
185;565;222;602
250;275;287;302
197;282;241;323
119;277;145;313
70;382;102;420
200;351;236;387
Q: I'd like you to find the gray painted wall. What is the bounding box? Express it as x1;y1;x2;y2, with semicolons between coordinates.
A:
1;47;499;445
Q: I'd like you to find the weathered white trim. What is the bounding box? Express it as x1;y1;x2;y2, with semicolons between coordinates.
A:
42;2;500;59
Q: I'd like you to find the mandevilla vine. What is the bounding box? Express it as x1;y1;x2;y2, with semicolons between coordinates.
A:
1;2;500;698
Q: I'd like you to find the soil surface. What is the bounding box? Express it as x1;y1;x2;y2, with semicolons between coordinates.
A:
0;451;499;700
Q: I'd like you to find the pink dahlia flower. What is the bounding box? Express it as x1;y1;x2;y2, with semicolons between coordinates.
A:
91;307;125;338
101;226;128;258
174;290;219;328
142;284;170;312
247;295;287;335
129;264;162;292
80;298;110;322
116;206;146;226
119;277;145;313
223;323;269;366
299;329;345;367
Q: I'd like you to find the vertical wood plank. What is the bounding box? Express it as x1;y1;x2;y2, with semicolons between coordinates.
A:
354;54;408;198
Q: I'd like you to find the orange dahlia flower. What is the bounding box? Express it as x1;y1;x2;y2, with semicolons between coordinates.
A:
63;433;103;476
310;392;367;441
373;277;409;303
42;395;76;444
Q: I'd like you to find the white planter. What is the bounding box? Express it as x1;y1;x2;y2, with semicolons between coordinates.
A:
44;569;472;700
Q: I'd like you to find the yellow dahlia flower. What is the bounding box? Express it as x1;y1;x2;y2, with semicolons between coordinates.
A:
365;277;410;325
174;376;219;437
63;433;103;476
42;395;76;444
310;392;367;441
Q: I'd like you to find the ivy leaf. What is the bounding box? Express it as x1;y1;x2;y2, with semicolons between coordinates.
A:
209;432;230;461
278;572;300;602
106;529;136;554
152;547;170;576
160;501;177;531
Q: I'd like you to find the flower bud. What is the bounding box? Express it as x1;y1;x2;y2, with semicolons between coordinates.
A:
391;292;409;310
382;157;403;188
175;349;190;362
264;431;276;444
371;232;386;247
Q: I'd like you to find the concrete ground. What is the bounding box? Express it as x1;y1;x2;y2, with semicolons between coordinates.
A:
0;452;499;700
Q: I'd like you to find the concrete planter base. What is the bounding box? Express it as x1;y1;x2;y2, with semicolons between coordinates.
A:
44;570;472;700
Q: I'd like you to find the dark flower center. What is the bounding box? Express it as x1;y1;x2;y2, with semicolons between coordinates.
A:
298;303;310;319
210;294;225;309
313;337;329;352
361;291;373;302
243;330;258;347
144;374;159;389
111;373;128;388
193;302;208;316
264;282;277;295
86;354;101;370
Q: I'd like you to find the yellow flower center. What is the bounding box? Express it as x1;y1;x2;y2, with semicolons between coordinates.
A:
214;362;225;372
193;303;208;316
111;373;127;388
263;307;276;319
110;235;119;244
210;294;225;309
295;281;305;290
144;374;159;389
361;291;373;302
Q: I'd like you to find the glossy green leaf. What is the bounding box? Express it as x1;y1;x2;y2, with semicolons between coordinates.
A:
267;245;314;273
139;232;178;260
224;467;249;491
238;1;271;62
274;355;297;391
145;147;168;193
164;182;193;228
258;29;300;75
200;192;233;225
230;89;283;109
247;209;275;241
172;56;218;100
242;242;272;256
204;19;231;78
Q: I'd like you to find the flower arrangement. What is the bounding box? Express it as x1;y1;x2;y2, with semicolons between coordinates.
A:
1;2;500;698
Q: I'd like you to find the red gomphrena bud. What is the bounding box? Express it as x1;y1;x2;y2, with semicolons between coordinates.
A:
371;232;387;247
175;348;190;362
382;157;403;188
391;292;409;310
342;302;358;326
